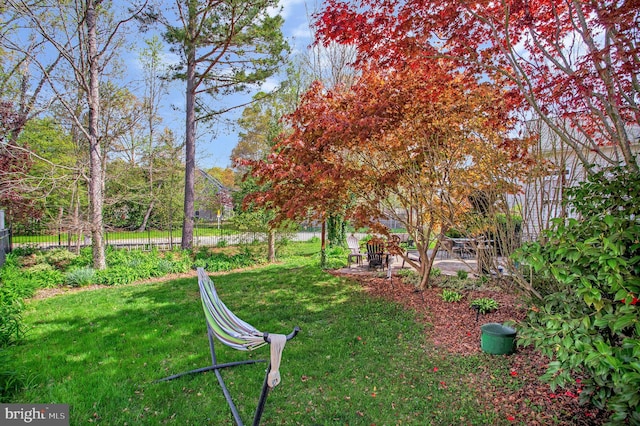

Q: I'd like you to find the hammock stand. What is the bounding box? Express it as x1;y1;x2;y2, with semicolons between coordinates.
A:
157;268;300;426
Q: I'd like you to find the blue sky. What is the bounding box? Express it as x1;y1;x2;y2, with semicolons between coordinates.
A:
145;0;318;170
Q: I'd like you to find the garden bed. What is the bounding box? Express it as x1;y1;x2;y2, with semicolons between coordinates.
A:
331;270;608;425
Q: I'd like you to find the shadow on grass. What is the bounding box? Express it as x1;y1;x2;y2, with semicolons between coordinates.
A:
9;263;510;425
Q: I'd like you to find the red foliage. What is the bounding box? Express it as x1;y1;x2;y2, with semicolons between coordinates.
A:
0;101;37;220
315;0;640;167
242;60;533;230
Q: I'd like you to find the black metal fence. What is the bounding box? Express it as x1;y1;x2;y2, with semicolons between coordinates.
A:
9;222;324;252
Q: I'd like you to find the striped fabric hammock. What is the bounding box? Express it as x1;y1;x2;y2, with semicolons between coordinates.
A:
197;268;267;352
158;268;300;426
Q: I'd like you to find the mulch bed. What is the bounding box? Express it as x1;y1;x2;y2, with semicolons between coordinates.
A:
330;270;608;425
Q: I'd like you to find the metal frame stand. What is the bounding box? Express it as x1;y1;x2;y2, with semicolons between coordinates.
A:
158;326;299;426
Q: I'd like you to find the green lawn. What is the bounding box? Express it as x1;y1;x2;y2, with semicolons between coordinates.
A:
8;256;516;425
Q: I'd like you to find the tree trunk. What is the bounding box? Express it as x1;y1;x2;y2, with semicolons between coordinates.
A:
137;200;154;232
417;250;436;291
86;0;106;269
181;27;196;250
327;214;347;248
267;229;276;262
320;218;327;268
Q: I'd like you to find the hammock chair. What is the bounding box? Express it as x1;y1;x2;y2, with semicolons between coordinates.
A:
157;267;300;426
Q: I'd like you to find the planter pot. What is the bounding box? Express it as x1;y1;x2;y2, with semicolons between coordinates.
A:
480;323;517;355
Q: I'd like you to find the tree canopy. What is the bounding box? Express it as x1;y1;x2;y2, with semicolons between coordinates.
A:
246;57;534;286
315;0;640;171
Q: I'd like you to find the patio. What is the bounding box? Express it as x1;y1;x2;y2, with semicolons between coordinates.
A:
340;249;507;277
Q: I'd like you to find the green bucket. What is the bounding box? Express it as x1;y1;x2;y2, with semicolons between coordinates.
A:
480;323;517;355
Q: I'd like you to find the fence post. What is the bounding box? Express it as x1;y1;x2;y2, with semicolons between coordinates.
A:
0;210;10;269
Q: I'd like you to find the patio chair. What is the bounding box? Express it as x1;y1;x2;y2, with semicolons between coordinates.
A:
366;239;388;270
157;267;300;426
347;234;364;267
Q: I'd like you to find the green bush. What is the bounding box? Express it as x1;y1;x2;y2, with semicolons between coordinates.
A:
95;265;139;286
429;267;441;278
0;255;31;348
456;270;469;280
24;264;65;288
441;289;463;303
469;298;498;314
68;247;93;269
0;301;24;348
163;251;192;274
66;267;96;287
397;269;421;287
195;249;262;273
40;249;78;270
322;246;350;269
0;255;40;300
514;166;640;424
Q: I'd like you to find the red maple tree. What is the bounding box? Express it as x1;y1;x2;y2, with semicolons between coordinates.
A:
245;59;533;287
315;0;639;171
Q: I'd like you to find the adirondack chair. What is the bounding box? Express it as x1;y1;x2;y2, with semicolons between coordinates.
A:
347;235;363;267
366;239;388;270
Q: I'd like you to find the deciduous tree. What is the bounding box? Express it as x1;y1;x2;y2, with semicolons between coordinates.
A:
248;59;534;288
233;71;303;262
315;0;639;172
0;101;35;222
4;0;147;268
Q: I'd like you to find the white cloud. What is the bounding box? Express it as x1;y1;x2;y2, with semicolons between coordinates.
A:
269;0;308;20
260;76;280;92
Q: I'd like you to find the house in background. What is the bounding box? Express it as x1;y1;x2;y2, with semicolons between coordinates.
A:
195;169;234;221
511;120;640;241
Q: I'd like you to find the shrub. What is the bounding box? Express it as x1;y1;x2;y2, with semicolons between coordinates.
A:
514;166;640;424
0;301;24;348
429;268;441;278
95;265;139;286
163;250;192;273
66;267;96;287
196;249;262;273
0;255;40;300
41;249;78;270
456;270;469;280
0;255;30;348
9;245;40;258
68;247;93;269
24;264;65;288
441;289;463;303
397;269;421;287
469;298;498;314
